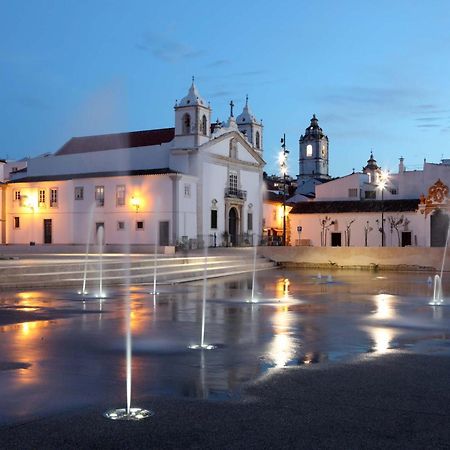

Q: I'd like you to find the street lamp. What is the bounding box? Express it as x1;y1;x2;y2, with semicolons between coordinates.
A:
279;134;289;246
377;170;389;247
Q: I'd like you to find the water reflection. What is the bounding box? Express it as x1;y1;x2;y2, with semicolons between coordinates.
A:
267;305;295;367
0;269;449;424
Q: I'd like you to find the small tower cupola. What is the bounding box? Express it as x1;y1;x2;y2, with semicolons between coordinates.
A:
174;78;211;148
363;152;381;184
236;95;263;152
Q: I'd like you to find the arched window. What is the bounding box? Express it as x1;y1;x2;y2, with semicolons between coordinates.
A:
255;131;260;149
201;115;207;135
183;113;191;134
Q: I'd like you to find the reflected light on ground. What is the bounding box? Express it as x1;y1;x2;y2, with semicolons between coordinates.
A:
275;277;291;300
369;327;395;353
373;294;395;320
268;306;295;367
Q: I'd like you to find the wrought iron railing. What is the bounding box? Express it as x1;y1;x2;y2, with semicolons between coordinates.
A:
224;188;247;200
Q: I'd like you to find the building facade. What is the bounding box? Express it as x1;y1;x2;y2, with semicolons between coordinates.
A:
4;82;265;248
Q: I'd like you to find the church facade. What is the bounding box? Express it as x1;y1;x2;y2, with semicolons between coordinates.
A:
3;82;265;248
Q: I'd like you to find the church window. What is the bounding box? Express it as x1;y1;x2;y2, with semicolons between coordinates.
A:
229;171;238;194
255;131;260;149
116;185;125;206
211;210;217;229
201;115;207;135
306;144;313;157
39;189;46;205
95;185;104;207
50;188;58;208
74;186;84;200
183;114;191;134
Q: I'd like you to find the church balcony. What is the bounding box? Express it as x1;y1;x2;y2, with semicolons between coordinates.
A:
225;188;247;200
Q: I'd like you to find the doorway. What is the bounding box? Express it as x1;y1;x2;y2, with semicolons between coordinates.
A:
401;231;412;247
95;222;105;245
229;207;238;246
43;219;52;244
331;232;342;247
431;209;449;247
159;221;169;246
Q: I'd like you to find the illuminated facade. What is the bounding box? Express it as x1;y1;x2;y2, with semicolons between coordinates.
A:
3;82;265;247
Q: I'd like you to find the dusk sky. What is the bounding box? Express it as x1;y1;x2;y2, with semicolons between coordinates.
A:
2;0;450;177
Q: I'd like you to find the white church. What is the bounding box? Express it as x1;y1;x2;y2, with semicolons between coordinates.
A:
1;81;265;248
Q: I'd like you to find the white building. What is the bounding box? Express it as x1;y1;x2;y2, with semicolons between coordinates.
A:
5;81;265;248
289;153;450;247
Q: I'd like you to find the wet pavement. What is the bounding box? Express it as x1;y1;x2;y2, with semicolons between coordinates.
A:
0;268;449;425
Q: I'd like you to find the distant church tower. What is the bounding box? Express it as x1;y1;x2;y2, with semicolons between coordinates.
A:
173;78;211;149
298;114;330;183
236;96;263;154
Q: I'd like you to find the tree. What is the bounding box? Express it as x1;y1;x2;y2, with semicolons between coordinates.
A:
387;215;409;246
344;219;355;246
319;216;335;246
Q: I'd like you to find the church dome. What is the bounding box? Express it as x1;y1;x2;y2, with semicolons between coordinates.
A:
236;96;258;124
301;114;326;141
178;79;207;107
364;152;379;171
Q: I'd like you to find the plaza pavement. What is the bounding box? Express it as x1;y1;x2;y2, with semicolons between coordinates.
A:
1;352;450;449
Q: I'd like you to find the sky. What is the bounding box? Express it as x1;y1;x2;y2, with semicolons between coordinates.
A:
1;0;450;177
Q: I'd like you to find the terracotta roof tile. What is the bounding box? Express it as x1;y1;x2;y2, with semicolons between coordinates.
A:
55;128;175;155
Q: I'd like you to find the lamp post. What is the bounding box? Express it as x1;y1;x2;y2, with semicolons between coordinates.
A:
377;170;389;247
279;134;289;246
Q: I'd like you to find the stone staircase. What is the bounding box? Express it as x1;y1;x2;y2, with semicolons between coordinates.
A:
0;250;275;289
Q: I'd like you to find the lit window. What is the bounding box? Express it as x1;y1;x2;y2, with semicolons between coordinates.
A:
39;189;46;205
95;186;104;207
306;144;313;157
117;221;125;230
184;184;191;198
136;221;144;230
116;185;125;206
50;188;58;208
74;186;84;200
14;217;20;229
13;190;21;201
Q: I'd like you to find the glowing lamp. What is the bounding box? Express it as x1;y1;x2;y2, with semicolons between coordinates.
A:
131;196;141;212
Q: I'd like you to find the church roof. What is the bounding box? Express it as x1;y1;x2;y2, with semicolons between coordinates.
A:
290;199;419;214
177;80;207;107
9;168;177;183
300;114;327;141
236;96;258;125
55;128;175;156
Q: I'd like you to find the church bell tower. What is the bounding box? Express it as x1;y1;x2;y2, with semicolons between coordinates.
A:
298;114;330;183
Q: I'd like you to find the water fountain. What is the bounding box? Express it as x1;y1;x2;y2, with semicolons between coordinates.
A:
79;204;95;296
104;232;152;421
247;233;259;303
189;235;216;350
96;226;105;299
429;221;449;306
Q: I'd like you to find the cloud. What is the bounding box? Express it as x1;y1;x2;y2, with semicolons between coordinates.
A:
206;59;232;68
136;32;204;63
416;124;440;128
